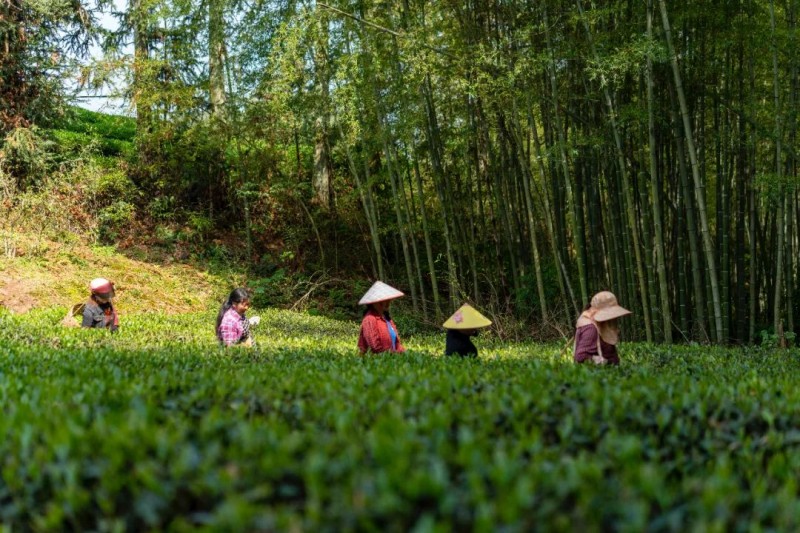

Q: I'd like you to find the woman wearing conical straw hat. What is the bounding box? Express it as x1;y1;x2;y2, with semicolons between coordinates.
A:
573;291;632;366
443;304;492;357
357;281;406;354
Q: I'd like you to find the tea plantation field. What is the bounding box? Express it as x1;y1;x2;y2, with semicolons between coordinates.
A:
2;308;800;531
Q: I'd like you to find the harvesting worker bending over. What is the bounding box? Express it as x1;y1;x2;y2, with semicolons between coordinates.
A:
357;281;406;354
216;288;261;347
82;278;119;332
573;291;631;366
443;303;492;358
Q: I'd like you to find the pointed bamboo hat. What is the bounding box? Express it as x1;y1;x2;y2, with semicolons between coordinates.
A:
358;281;405;305
442;303;492;330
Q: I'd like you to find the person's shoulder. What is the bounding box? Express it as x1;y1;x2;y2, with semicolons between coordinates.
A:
83;299;101;313
445;329;461;341
575;323;599;343
361;310;380;322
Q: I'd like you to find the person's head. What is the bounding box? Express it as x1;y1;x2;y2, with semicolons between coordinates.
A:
90;278;115;303
589;291;630;344
216;288;251;333
589;291;630;321
225;288;250;313
442;304;492;335
369;299;392;315
359;281;404;316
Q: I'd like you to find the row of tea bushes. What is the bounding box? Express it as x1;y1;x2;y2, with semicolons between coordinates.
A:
1;308;800;530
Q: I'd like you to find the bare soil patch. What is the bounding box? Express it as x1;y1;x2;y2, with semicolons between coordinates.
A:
0;276;39;313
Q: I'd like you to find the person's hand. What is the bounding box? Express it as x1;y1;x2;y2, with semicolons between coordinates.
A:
591;355;607;365
248;315;261;326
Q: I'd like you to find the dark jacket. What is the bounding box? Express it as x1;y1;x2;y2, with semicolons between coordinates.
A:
82;298;119;332
573;324;619;365
445;329;478;358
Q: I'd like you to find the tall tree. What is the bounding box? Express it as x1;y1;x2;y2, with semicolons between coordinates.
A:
0;0;92;133
208;0;226;116
646;0;672;342
659;0;724;342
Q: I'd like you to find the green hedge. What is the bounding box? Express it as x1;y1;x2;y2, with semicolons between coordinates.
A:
1;308;800;530
47;128;133;158
55;108;136;143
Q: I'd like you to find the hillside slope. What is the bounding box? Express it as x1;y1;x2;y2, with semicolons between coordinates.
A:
1;108;248;315
0;236;239;314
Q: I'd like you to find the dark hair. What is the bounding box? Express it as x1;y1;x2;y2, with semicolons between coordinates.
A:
364;303;391;320
216;288;250;338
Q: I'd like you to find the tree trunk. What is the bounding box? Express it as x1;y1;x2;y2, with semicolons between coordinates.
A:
132;0;151;132
208;0;226;117
671;96;707;341
312;9;333;210
509;111;548;320
770;0;785;338
543;5;588;307
423;76;458;309
527;97;577;316
647;0;672;342
576;0;652;341
660;0;723;342
413;156;442;317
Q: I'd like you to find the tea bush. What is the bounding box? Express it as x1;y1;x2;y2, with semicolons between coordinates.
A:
1;308;800;531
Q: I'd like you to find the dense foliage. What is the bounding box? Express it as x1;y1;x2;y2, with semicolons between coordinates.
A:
2;307;800;530
99;0;799;345
2;0;800;345
0;0;92;132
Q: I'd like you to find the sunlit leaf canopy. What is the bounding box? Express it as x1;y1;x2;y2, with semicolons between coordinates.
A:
2;0;799;345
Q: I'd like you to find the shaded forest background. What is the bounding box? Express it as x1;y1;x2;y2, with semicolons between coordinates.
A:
1;0;798;344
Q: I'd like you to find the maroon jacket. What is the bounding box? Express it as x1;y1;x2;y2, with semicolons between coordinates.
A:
358;309;406;354
573;324;619;365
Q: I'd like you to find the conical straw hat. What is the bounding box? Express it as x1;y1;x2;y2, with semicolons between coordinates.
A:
442;304;492;330
358;281;405;305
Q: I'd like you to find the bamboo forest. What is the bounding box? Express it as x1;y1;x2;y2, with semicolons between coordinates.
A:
7;0;800;529
2;0;800;342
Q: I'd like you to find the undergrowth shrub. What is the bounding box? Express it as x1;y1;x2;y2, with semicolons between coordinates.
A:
1;118;141;249
1;126;55;189
1;308;800;530
98;201;136;243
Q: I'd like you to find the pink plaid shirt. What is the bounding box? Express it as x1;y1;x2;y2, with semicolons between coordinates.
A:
218;307;246;346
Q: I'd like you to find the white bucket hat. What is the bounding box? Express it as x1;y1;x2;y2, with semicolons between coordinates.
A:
358;281;405;305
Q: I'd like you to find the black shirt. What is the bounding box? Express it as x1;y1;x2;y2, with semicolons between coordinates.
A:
445;329;478;357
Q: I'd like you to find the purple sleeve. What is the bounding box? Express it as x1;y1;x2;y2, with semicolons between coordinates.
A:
599;340;620;365
574;325;599;363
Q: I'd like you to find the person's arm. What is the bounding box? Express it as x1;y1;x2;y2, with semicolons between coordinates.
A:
357;327;369;353
390;319;406;352
598;340;619;365
573;325;599;363
109;304;119;332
